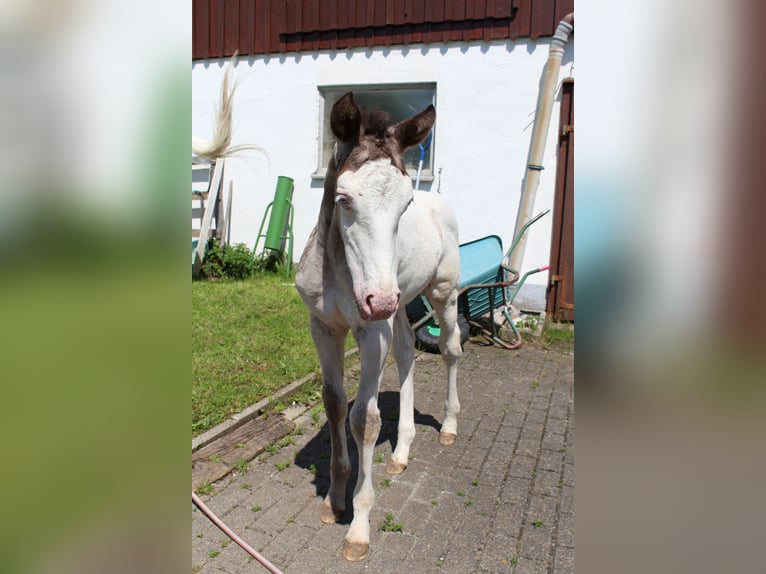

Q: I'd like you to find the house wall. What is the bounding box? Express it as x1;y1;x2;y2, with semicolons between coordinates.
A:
192;37;574;311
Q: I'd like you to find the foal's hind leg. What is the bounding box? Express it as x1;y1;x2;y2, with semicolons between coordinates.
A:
309;316;350;524
387;307;416;475
428;284;462;445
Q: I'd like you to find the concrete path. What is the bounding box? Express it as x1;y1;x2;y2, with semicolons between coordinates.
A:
192;340;574;574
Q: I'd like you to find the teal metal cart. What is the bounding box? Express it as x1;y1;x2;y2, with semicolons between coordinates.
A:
407;210;550;351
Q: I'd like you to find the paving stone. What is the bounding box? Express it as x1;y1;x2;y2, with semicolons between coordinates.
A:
508;455;536;479
538;449;565;473
479;531;520;573
515;438;541;459
190;343;574;573
553;545;575;573
532;469;562;497
520;525;553;562
514;556;548;574
557;512;575;548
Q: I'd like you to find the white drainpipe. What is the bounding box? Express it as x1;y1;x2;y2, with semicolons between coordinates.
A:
507;13;574;273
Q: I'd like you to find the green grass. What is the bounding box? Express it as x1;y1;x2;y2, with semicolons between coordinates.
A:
192;272;352;436
195;480;213;495
379;513;403;532
541;320;574;348
274;460;290;472
234;457;249;473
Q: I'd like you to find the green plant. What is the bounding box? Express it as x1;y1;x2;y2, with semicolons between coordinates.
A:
511;553;519;566
192;564;201;573
287;516;295;524
234;457;249;474
221;540;229;548
456;490;464;497
195;480;213;495
308;464;317;475
431;499;439;506
201;240;255;280
272;400;286;413
531;380;540;388
266;435;294;455
374;452;385;464
464;498;473;507
208;453;221;463
310;405;324;427
532;520;544;528
380;478;391;488
208;550;220;558
379;513;403;532
251;505;262;512
471;479;479;487
274;460;290;471
241;483;251;490
436;559;443;567
252;249;287;274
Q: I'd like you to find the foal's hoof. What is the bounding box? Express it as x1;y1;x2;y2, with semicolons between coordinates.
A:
386;459;407;475
343;541;369;562
320;502;344;524
438;431;457;445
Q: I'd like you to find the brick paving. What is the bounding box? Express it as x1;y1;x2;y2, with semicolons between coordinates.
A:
192;340;574;574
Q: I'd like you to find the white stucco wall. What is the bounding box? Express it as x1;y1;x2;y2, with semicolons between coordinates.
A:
192;39;574;312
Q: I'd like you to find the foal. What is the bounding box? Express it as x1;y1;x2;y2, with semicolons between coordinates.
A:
295;92;462;561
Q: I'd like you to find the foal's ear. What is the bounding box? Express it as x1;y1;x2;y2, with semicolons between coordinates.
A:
394;104;436;149
330;92;362;143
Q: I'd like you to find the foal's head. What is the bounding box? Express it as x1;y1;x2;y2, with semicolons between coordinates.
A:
329;92;435;322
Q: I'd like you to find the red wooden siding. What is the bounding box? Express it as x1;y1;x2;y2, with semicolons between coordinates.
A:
546;78;574;321
193;0;574;60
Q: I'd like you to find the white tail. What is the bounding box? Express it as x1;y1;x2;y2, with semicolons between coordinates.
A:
192;53;266;161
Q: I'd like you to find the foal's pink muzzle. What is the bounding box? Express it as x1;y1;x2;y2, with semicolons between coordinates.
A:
356;290;401;322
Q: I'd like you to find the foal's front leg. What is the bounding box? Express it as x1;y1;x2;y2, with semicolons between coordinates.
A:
344;321;393;562
309;316;350;524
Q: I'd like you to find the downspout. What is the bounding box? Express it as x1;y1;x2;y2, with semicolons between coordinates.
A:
507;13;574;274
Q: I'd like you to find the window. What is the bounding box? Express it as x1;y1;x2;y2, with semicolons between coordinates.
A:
315;84;436;180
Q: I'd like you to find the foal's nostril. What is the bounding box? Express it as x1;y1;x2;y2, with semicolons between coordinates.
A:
365;293;375;313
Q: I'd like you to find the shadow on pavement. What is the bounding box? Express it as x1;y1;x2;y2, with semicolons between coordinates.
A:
293;389;443;521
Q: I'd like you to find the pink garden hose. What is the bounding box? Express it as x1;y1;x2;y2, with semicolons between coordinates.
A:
192;491;284;574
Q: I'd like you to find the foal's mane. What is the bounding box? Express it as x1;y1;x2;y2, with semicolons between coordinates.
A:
338;108;407;176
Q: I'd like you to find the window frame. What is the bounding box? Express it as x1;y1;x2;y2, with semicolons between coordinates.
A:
313;82;437;181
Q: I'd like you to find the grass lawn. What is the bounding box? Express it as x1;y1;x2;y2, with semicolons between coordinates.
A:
192;272;351;437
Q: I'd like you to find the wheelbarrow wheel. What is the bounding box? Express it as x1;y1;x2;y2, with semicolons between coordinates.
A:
415;314;470;354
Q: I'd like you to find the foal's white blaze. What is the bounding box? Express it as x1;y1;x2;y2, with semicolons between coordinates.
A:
335;159;413;321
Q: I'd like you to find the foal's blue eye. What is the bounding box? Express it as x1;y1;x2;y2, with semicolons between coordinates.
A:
335;195;350;207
